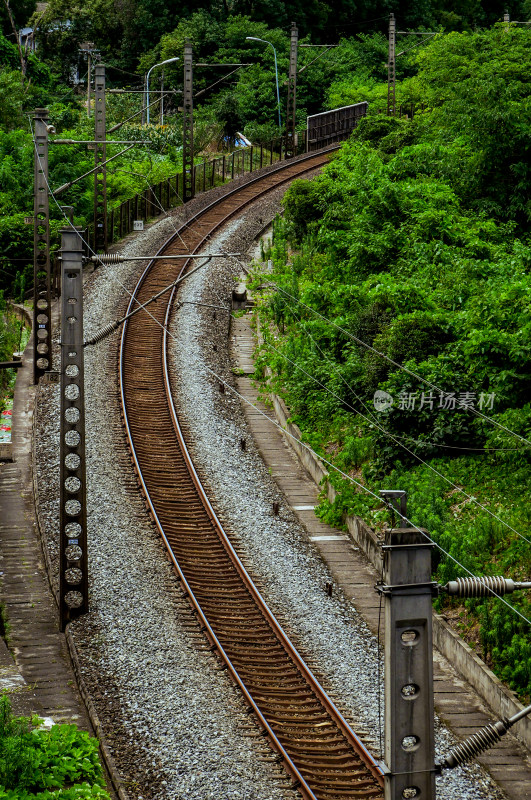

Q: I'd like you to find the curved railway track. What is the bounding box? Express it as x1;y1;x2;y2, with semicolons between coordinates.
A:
118;150;385;800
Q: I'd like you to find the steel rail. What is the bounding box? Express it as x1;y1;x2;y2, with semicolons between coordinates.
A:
118;150;384;799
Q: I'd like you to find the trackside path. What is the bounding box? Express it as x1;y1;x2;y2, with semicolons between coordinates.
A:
231;312;531;800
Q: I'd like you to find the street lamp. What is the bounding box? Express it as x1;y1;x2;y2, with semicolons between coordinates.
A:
146;57;180;124
246;36;281;130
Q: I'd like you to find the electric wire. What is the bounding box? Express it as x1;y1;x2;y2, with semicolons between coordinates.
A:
275;298;527;451
261;333;531;548
269;283;531;449
29;119;531;630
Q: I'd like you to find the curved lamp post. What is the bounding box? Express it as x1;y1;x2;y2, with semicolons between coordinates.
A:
246;36;281;131
146;57;180;124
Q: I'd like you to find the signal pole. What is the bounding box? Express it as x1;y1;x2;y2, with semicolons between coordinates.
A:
387;13;396;117
94;64;108;252
285;22;298;159
59;226;89;630
379;490;436;800
183;40;194;203
33;108;52;384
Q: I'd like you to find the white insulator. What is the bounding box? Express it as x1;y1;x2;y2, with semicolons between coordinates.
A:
444;576;514;597
84;321;120;346
443;720;507;769
90;254;124;264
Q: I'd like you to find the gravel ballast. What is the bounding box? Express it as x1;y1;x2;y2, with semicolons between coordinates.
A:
34;173;507;800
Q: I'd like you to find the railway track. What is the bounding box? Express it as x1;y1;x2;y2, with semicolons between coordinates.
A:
118;150;385;800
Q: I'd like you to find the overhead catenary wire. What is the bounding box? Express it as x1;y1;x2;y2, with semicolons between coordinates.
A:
262;337;531;548
88;123;531;592
30;119;530;630
271;293;528;453
261;297;531;544
268;283;531;449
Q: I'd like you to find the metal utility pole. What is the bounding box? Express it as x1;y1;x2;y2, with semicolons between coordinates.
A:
285;22;298;159
141;74;147;125
160;71;164;126
80;43;96;117
378;490;436;800
183;40;194;203
59;226;88;630
33;108;52;384
94;64;108;252
387;14;396;117
87;51;91;117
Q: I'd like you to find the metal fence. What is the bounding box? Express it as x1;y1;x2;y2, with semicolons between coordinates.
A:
88;133;309;250
307;102;368;151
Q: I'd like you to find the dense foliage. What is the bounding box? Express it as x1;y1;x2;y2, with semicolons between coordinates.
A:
0;695;109;799
254;25;531;698
1;0;529;700
29;0;531;76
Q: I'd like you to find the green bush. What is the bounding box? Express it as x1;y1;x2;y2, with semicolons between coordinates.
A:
253;26;531;699
0;695;109;800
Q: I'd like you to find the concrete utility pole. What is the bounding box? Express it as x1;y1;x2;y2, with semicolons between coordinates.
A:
33;108;52;384
379;490;436;800
94;64;108;252
59;227;89;631
182;40;194;203
285;22;298;158
387;13;396;117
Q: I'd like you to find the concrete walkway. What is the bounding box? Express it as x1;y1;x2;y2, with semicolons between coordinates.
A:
0;329;91;728
231;311;531;800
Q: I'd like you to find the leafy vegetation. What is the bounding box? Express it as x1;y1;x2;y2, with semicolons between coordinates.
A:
0;694;109;799
253;25;531;699
1;0;529;700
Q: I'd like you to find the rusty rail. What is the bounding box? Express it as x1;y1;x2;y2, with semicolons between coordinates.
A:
118;150;384;799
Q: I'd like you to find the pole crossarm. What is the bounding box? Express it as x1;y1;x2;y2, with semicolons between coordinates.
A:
84;256;214;346
53;146;135;196
107;89;181;94
52;139;149;145
193;62;251;67
89;253;243;263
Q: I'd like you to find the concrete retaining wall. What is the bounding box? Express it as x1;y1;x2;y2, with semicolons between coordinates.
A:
263;359;531;752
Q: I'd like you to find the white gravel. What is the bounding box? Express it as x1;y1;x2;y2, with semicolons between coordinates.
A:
34;171;508;800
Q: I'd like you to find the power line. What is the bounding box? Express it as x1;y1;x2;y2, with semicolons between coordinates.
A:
269;283;531;449
262;336;531;548
29;120;530;630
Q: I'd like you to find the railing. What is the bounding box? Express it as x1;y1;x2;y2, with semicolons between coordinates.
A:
88;132;309;249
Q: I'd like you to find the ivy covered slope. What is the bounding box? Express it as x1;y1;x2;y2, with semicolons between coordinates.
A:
0;695;109;799
254;26;531;699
